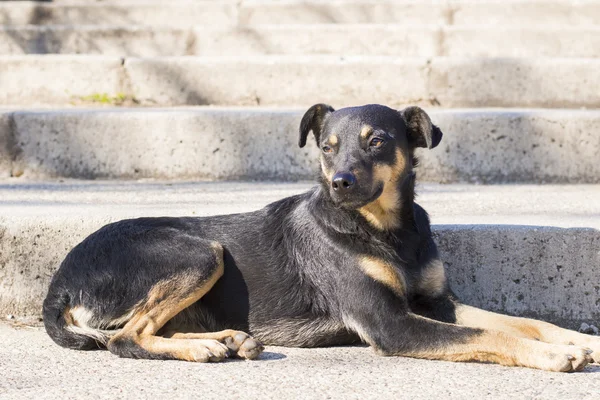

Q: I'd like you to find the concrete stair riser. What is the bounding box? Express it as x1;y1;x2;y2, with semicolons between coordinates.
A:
2;1;600;26
3;26;600;58
1;216;598;326
1;56;600;107
1;109;599;183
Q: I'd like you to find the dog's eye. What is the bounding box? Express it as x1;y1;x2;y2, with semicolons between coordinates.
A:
369;138;385;147
322;145;333;154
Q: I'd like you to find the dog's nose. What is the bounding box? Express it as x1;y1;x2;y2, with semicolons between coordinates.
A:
331;172;356;193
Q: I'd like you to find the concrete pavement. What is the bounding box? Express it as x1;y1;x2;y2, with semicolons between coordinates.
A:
1;322;599;399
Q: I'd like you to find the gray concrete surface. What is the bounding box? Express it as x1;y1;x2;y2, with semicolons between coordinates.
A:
0;1;237;27
239;0;600;26
1;108;599;183
1;181;599;326
4;25;600;58
1;322;599;399
0;56;125;106
0;113;10;179
3;0;599;27
0;25;193;57
1;55;600;107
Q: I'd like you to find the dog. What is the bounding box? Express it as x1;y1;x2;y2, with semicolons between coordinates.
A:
43;103;600;371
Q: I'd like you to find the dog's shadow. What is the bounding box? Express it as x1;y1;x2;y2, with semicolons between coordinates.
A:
583;364;600;373
256;351;287;361
224;351;286;363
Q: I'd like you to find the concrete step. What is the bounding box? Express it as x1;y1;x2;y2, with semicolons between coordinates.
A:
3;25;600;58
1;181;599;327
1;55;600;108
1;0;600;27
1;108;598;183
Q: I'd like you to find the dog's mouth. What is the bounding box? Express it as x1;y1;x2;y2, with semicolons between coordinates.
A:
331;183;384;209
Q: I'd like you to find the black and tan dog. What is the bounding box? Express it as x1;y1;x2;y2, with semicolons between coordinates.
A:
43;104;600;371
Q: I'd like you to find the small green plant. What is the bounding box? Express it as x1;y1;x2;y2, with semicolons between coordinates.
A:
78;93;139;106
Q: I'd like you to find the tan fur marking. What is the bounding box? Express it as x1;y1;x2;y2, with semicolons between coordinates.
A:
107;250;225;361
164;330;239;340
63;306;75;326
395;314;592;371
360;125;373;139
329;135;338;146
320;157;334;182
358;149;407;230
455;303;600;361
359;256;405;296
455;304;542;340
417;259;447;296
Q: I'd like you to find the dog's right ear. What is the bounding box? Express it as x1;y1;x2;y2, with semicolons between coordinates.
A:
299;104;335;148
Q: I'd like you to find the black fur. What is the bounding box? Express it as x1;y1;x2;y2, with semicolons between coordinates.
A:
43;104;483;358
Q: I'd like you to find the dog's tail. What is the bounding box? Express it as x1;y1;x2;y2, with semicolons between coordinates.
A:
42;290;107;350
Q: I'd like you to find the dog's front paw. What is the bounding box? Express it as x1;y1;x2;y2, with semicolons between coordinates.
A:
221;330;264;360
577;335;600;363
526;342;593;372
187;339;230;362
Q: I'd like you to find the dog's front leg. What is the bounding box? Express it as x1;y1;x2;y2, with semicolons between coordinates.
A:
341;279;593;372
453;303;600;363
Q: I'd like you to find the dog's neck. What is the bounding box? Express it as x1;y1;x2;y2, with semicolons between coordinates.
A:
312;172;417;238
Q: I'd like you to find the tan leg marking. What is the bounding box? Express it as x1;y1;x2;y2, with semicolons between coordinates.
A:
358;149;407;231
455;304;600;363
402;326;592;372
358;256;405;296
107;242;243;362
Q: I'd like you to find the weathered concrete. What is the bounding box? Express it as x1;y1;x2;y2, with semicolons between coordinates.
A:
0;1;238;26
1;181;599;327
2;0;600;28
429;58;600;108
239;0;600;26
124;56;431;107
4;25;600;58
442;27;600;58
0;55;124;106
449;0;600;26
0;112;11;179
0;25;193;57
1;56;600;107
418;109;600;184
1;323;599;400
1;108;599;183
7;108;315;180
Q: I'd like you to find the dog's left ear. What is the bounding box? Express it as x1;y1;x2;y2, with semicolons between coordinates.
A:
400;106;443;149
299;103;335;148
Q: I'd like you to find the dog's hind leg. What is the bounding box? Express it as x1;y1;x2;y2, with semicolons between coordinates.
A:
106;242;262;362
454;303;600;363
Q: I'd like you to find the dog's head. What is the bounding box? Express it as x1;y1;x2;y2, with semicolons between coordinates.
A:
299;104;443;230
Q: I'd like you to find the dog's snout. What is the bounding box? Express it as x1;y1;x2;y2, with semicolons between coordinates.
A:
331;172;356;193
